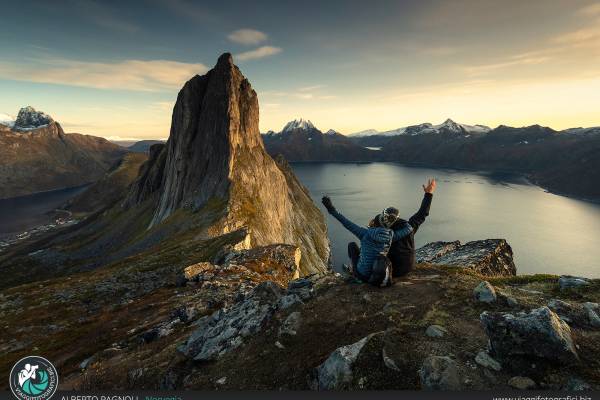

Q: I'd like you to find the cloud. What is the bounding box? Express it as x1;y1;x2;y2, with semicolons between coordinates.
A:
228;29;268;45
235;46;282;61
463;55;551;76
298;84;324;92
577;3;600;16
71;0;140;33
0;58;208;91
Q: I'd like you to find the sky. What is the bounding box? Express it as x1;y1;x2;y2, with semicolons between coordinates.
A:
1;0;600;140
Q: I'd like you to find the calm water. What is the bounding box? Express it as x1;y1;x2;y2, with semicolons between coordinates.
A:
292;163;600;278
0;185;88;238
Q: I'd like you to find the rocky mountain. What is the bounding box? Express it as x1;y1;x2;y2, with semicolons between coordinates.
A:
0;53;330;288
262;118;377;162
0;107;127;199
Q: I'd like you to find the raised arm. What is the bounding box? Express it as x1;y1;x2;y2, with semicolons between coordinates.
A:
408;178;436;232
322;196;367;239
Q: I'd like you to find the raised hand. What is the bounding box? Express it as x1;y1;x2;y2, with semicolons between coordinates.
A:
423;178;437;194
321;196;336;213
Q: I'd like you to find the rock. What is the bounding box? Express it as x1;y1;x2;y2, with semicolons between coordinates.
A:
79;356;95;370
480;307;578;364
559;275;591;290
362;293;373;304
564;377;591;391
548;299;600;329
475;351;501;371
313;333;377;390
279;311;302;337
124;53;329;275
473;281;497;303
416;241;462;263
508;376;536;390
172;305;198;323
419;239;516;276
287;277;314;300
216;377;227;385
183;262;215;281
419;356;461;391
278;294;303;310
275;341;285;349
128;368;144;382
425;325;447;338
181;281;283;361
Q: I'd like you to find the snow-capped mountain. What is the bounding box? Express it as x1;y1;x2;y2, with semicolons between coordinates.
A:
325;129;340;135
0;113;15;128
281;118;316;133
13;106;54;131
349;128;380;137
349;119;491;137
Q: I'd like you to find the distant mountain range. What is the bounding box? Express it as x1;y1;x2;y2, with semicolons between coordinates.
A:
262;118;600;201
262;118;377;162
348;118;491;138
0;107;127;199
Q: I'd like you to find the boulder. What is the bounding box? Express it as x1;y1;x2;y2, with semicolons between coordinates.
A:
508;376;536;390
559;275;591;290
418;239;516;276
475;351;501;371
473;281;497;303
425;325;447;338
548;299;600;329
480;307;578;364
419;356;461;391
312;333;378;390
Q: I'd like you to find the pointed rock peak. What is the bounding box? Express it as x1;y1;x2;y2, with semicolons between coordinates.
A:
282;118;316;133
325;129;339;135
14;106;54;130
218;52;234;65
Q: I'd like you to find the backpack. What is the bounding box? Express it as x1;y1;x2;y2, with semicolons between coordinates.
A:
367;229;394;288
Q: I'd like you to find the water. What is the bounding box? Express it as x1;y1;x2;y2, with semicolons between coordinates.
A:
291;162;600;278
0;185;88;238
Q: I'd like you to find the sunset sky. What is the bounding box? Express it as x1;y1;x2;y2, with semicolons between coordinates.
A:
1;0;600;140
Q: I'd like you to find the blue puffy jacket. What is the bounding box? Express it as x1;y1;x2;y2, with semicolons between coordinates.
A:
329;209;413;277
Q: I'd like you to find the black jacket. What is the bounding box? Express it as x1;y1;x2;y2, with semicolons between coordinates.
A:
388;193;433;276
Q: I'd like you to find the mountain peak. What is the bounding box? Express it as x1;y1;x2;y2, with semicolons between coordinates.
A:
282;118;316;133
13;106;54;131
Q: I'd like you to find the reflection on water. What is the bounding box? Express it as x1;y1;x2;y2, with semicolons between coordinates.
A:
292;162;600;278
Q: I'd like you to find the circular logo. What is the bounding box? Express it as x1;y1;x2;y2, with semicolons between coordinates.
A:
9;356;58;400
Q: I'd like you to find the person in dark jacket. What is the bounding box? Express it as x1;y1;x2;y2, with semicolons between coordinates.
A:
385;178;436;277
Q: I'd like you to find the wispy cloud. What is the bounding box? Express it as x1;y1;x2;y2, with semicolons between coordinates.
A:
298;84;325;92
228;29;268;45
235;46;282;61
577;3;600;16
71;0;140;33
0;58;207;91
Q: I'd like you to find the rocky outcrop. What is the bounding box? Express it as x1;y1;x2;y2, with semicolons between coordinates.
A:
181;277;314;361
473;281;497;303
480;307;579;364
417;239;516;276
124;54;329;275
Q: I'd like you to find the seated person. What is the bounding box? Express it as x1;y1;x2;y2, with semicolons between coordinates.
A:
321;196;413;286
